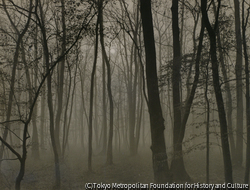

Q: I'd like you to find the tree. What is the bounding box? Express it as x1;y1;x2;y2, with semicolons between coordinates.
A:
212;1;235;165
54;0;67;157
170;0;190;181
98;0;114;165
114;1;144;156
0;0;32;164
0;0;95;189
37;0;61;186
30;22;40;160
242;0;250;183
201;0;233;183
88;1;100;171
140;0;172;183
233;0;244;167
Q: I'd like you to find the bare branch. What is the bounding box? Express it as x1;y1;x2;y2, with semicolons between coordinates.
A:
0;136;21;161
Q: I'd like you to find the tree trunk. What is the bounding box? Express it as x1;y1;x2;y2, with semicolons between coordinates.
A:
140;0;172;183
38;1;61;187
54;0;67;157
20;41;40;160
234;0;244;167
46;45;61;190
88;10;99;171
170;0;192;182
212;0;235;163
63;65;77;157
15;123;29;190
62;68;71;158
201;0;233;183
31;24;40;159
205;59;210;184
242;0;250;183
98;0;114;165
101;56;107;154
0;0;31;163
216;29;235;165
40;73;46;150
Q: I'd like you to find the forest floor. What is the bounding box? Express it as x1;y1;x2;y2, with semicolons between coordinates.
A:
0;145;246;190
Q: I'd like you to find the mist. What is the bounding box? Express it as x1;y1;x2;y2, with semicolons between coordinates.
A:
0;0;249;189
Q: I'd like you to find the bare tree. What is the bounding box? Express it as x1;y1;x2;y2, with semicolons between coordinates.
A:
140;0;172;183
0;0;32;164
201;0;233;183
98;0;114;165
233;0;244;167
54;0;67;157
36;0;63;187
88;2;100;171
242;0;250;183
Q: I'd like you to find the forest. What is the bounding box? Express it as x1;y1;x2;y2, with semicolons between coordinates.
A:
0;0;250;189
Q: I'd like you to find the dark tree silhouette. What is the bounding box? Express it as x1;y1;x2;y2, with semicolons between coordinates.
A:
234;0;244;167
201;0;233;183
140;0;172;183
99;0;114;165
171;0;190;181
88;1;100;171
242;0;250;183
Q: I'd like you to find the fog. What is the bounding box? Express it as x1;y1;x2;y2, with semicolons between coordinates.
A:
0;0;249;189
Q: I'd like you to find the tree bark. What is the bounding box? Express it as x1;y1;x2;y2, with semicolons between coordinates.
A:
54;0;67;157
62;64;77;157
101;54;107;154
98;0;114;165
205;57;210;184
215;27;235;165
170;0;193;182
234;0;244;167
38;0;61;187
31;25;40;159
40;84;46;150
88;8;99;171
212;0;235;164
201;0;233;183
140;0;172;183
242;0;250;183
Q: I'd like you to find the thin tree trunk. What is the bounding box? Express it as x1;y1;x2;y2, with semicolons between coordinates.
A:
63;65;77;157
94;75;99;150
38;0;61;187
0;0;31;163
234;0;244;167
55;0;67;157
15;1;33;188
101;55;107;154
40;56;46;151
215;28;235;165
211;1;236;163
79;52;90;128
40;84;46;150
242;0;250;183
201;0;233;183
99;0;114;165
62;67;71;158
20;41;40;160
88;10;100;171
33;22;40;158
205;59;210;184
